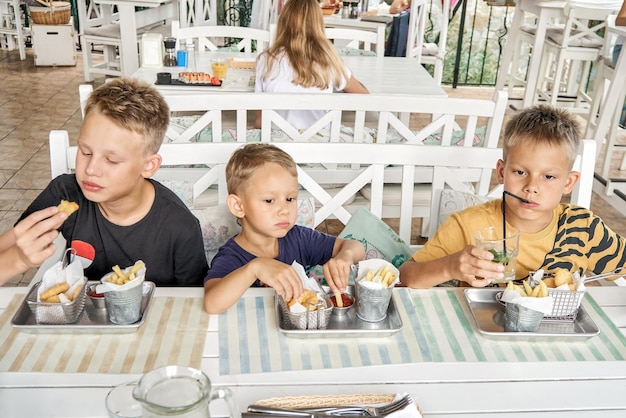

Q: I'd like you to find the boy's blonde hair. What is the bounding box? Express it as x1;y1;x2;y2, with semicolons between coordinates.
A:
503;105;580;168
226;144;298;195
259;0;349;89
83;78;169;155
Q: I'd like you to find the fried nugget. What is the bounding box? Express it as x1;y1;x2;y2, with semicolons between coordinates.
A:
57;200;79;217
287;289;320;311
554;269;573;287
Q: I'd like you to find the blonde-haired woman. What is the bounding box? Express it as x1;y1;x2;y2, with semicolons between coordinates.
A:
254;0;368;129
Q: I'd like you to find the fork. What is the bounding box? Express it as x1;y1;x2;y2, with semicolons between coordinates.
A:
248;394;413;417
309;393;413;416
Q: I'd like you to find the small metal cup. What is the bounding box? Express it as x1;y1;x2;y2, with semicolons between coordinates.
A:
504;302;543;332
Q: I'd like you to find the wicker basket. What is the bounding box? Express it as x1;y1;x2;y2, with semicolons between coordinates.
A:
29;0;71;25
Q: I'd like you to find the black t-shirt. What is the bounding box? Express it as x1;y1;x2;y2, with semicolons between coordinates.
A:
19;174;208;286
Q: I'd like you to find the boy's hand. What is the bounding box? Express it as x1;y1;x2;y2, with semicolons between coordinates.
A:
14;207;67;269
254;259;304;302
323;255;353;293
448;245;505;287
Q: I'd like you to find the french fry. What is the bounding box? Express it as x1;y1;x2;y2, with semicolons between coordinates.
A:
334;291;343;308
129;261;144;275
41;282;70;301
531;282;541;297
381;270;393;287
366;270;375;281
45;294;61;303
112;265;126;281
539;280;548;298
523;280;533;297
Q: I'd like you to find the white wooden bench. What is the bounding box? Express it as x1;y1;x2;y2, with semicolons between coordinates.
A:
49;131;596;248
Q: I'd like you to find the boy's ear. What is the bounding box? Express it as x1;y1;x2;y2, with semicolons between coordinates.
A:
226;194;245;218
563;170;581;195
142;153;162;178
495;159;505;184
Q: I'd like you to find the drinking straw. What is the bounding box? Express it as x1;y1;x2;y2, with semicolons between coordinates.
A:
502;193;507;254
501;191;530;253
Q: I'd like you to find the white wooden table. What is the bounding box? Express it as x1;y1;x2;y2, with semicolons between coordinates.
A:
1;285;626;417
132;54;447;97
494;0;566;107
95;0;170;77
323;14;389;52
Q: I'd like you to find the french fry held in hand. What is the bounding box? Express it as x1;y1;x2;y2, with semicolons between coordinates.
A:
106;261;145;285
506;279;548;298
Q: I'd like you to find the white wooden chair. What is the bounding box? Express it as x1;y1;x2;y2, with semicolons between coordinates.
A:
405;0;427;63
325;27;385;58
251;0;280;31
171;20;271;53
417;0;451;84
178;0;217;27
585;14;626;189
534;2;621;114
0;0;27;60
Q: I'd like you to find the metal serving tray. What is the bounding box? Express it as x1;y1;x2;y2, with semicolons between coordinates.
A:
463;288;600;341
276;285;403;338
11;281;155;334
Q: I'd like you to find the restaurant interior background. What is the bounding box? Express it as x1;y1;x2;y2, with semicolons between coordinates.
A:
1;0;626;287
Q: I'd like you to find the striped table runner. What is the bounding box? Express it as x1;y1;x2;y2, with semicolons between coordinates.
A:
0;296;209;374
219;288;626;375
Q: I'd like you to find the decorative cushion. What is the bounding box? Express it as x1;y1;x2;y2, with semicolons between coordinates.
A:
191;204;240;265
159;179;194;207
338;207;412;269
437;189;492;227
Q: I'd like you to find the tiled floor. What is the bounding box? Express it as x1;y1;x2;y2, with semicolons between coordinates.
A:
1;46;625;287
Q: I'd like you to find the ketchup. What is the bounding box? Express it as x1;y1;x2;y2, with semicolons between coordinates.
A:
331;293;353;308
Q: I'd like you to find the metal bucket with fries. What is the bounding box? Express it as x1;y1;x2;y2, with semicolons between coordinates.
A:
99;261;146;325
355;259;399;322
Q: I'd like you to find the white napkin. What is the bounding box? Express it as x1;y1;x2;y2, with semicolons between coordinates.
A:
37;251;84;302
96;261;146;294
500;288;554;315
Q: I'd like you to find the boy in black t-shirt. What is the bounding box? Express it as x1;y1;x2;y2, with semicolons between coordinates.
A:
7;78;208;286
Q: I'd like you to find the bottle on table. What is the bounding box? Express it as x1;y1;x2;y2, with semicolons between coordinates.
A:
186;40;197;72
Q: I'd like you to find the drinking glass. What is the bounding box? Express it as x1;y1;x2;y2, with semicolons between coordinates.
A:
474;226;519;283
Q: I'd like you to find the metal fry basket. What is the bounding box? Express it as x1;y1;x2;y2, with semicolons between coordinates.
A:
27;279;87;324
544;288;585;321
278;295;333;330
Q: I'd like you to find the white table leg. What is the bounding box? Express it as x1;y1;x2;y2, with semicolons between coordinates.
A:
118;3;140;77
495;2;524;91
593;46;626;159
522;8;552;108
